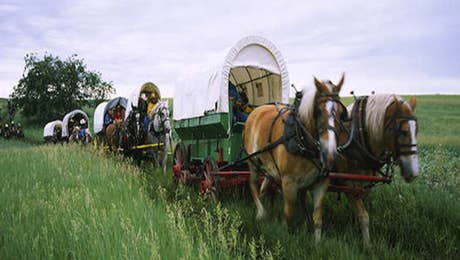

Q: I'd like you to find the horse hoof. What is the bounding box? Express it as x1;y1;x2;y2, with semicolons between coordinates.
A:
256;211;266;221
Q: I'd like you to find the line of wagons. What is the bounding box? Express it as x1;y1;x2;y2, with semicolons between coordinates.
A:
43;35;405;202
43;82;171;170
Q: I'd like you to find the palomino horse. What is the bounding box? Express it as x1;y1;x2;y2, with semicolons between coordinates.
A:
243;75;345;242
335;94;419;246
146;101;171;172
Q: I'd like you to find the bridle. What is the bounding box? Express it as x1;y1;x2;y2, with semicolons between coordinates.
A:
337;96;418;167
384;101;418;158
150;104;170;135
314;92;348;141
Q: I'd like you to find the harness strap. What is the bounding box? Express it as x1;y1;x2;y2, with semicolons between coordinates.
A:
218;135;288;171
339;96;390;168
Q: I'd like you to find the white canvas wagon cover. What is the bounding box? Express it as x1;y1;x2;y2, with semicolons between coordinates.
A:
125;82;161;120
62;109;90;137
93;101;108;134
93;97;128;134
43;120;63;137
174;35;290;120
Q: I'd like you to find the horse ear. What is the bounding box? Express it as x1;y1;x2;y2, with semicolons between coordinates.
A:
409;96;416;110
334;73;345;93
392;95;401;110
314;77;328;93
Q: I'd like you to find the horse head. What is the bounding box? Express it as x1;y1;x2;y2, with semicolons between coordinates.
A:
121;105;145;148
299;74;345;171
387;96;419;182
150;102;171;135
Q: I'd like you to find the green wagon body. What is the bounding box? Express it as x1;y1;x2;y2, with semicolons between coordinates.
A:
174;109;245;163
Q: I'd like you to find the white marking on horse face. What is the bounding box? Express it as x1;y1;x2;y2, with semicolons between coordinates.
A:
326;100;336;159
400;120;418;182
409;120;417;152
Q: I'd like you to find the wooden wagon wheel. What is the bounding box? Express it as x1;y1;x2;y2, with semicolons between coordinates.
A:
173;143;190;184
202;157;219;201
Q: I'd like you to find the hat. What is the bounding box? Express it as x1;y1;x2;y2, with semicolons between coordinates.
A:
80;119;86;125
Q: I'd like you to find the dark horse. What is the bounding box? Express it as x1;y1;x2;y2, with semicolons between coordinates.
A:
121;103;147;165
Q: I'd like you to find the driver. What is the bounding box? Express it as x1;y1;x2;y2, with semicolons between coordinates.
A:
229;82;252;123
79;119;87;138
113;104;123;123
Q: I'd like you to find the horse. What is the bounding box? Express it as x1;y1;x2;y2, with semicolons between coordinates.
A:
146;101;171;172
52;126;62;144
121;104;147;165
334;94;419;246
243;75;346;242
105;118;123;151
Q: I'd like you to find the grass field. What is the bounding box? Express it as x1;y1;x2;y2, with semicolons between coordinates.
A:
0;95;459;259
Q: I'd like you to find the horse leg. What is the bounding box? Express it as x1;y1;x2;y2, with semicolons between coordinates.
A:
281;177;298;230
162;137;169;173
161;147;167;173
311;180;329;243
346;194;370;247
248;162;266;220
299;187;311;225
259;177;270;200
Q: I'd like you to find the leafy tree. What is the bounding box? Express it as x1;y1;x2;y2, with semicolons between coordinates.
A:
11;53;115;123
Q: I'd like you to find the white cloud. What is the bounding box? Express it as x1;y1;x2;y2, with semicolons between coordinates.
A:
0;0;459;99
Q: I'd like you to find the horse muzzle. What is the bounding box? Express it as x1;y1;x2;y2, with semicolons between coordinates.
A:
399;155;419;183
320;138;338;171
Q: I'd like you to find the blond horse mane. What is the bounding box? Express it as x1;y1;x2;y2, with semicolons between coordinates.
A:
298;82;334;130
366;94;402;141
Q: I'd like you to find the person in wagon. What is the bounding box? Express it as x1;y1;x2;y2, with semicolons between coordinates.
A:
144;91;159;131
229;82;251;123
104;109;113;127
10;121;17;137
3;123;9;138
147;91;159;114
78;118;88;138
53;124;62;143
16;122;24;138
113;104;124;123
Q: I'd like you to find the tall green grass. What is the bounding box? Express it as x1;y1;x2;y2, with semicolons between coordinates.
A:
0;144;283;259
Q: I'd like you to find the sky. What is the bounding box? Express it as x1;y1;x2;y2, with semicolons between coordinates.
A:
1;0;459;98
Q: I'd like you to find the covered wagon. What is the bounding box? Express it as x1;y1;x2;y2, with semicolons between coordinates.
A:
93;97;128;149
121;82;170;166
172;35;290;198
43;120;63;143
62;109;91;143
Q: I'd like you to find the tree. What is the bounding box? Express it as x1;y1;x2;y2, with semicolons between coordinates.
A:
11;53;115;123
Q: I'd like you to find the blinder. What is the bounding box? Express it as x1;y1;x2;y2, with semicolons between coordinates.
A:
393;116;418;157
